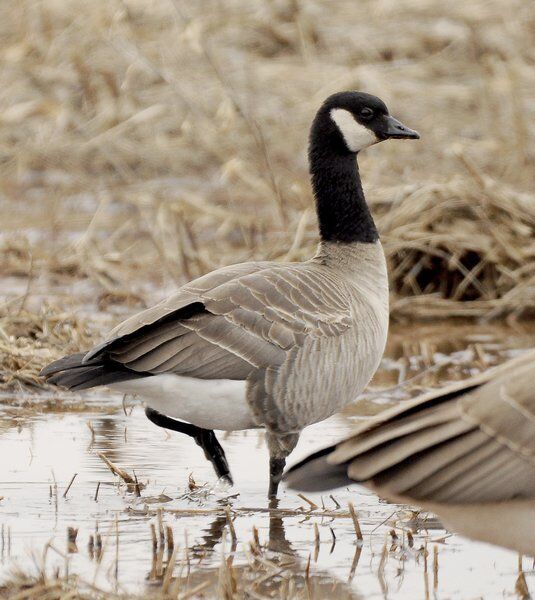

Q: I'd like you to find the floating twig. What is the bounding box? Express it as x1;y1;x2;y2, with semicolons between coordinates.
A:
297;493;318;511
330;494;341;509
63;473;77;498
97;452;135;484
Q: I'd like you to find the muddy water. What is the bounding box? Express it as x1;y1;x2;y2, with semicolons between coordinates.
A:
1;323;535;598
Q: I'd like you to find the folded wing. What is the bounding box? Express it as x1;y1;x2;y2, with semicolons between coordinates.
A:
59;261;353;384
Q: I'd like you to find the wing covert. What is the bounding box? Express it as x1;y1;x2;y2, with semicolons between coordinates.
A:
84;261;354;382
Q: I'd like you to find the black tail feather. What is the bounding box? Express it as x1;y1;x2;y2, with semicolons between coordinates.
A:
40;352;90;377
284;445;351;492
41;352;147;391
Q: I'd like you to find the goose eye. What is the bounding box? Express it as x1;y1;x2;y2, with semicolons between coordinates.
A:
360;108;374;119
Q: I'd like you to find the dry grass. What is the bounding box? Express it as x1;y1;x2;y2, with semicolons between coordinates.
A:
0;558;358;600
0;0;533;325
0;306;98;391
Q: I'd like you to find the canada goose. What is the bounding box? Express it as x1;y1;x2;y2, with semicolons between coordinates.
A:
40;91;419;497
285;349;535;555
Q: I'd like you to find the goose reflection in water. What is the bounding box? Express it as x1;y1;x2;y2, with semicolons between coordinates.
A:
146;498;360;599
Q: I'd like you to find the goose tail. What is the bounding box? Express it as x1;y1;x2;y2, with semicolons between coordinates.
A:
284;446;351;492
40;352;145;391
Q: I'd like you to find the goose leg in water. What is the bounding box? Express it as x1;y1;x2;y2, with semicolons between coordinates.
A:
269;457;287;498
144;407;233;484
268;432;300;498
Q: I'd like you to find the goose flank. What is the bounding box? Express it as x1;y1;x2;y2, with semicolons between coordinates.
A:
41;91;419;497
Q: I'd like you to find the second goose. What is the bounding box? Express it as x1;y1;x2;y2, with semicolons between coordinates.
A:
286;349;535;554
40;91;419;497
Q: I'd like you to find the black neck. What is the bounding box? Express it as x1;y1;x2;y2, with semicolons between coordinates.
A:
309;129;378;244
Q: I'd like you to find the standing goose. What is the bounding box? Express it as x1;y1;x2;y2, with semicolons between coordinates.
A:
285;349;535;554
41;91;419;497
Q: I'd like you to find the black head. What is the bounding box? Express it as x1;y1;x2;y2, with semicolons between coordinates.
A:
312;91;419;154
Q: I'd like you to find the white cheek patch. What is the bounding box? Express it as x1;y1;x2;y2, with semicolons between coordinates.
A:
330;108;378;152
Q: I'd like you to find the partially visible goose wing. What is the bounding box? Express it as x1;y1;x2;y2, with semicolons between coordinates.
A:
83;260;353;382
327;349;535;503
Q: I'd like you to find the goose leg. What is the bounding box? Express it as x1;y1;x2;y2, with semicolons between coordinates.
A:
196;429;233;485
145;407;233;484
267;432;300;498
269;457;287;498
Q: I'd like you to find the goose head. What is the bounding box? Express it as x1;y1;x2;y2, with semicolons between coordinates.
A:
312;91;419;154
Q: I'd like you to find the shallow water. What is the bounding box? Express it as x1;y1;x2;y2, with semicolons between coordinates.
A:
1;323;535;598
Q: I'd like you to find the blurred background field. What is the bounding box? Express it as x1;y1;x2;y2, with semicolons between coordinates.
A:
1;1;535;598
2;0;535;316
1;0;534;386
